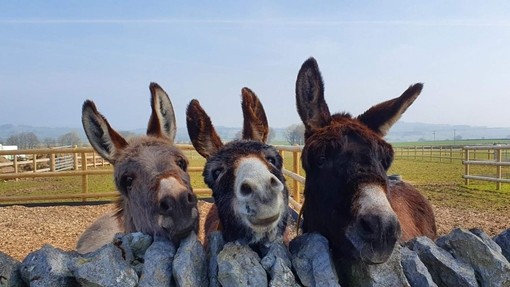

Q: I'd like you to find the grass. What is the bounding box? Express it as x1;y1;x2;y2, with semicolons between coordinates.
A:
388;159;510;213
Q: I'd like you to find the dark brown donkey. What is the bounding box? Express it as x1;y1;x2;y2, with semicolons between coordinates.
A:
76;83;198;254
295;57;436;266
186;88;289;251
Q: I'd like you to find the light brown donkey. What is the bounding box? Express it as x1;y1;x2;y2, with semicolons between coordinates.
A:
76;83;198;254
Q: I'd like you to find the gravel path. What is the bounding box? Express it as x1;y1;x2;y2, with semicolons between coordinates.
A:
0;202;508;261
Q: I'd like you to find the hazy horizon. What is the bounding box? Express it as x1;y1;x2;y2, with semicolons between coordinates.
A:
2;2;510;131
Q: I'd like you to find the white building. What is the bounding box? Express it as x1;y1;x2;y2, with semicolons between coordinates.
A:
0;144;18;160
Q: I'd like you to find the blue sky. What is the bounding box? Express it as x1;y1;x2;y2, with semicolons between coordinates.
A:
1;1;510;131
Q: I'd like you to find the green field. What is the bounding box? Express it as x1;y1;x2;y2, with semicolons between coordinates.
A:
1;148;509;214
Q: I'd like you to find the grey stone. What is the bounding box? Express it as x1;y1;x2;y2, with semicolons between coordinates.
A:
437;228;510;287
261;242;298;287
470;227;502;254
0;251;24;287
400;246;437;287
406;236;478;287
217;242;267;287
206;231;225;287
70;243;138;287
139;236;176;287
494;228;510;262
346;244;410;287
173;232;208;287
113;232;152;276
18;244;77;287
289;233;339;287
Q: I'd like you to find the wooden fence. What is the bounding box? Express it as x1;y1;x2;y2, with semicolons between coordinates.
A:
0;145;304;210
463;145;510;190
393;145;464;163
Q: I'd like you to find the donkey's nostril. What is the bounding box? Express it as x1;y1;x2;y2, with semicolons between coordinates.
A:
187;192;197;205
270;176;282;190
359;216;378;238
159;196;174;215
240;182;253;196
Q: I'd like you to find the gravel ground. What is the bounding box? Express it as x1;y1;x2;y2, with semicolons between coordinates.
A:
0;201;508;261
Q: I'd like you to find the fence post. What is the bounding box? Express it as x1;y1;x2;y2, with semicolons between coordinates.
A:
32;154;37;173
81;152;88;202
13;156;18;181
50;153;55;172
496;149;502;190
73;151;79;171
293;148;301;203
464;148;470;186
449;146;453;163
439;146;443;163
93;152;97;168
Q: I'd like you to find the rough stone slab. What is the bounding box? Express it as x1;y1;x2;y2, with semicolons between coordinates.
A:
494;228;510;262
406;236;478;287
173;232;208;287
217;242;267;287
70;243;138;287
261;242;298;287
346;244;410;287
289;233;339;287
113;232;152;276
0;251;23;287
18;244;77;287
437;228;510;287
400;246;437;287
206;231;225;287
469;227;502;254
139;236;176;287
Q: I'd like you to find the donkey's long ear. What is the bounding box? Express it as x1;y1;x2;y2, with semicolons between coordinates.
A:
357;83;423;137
186;99;223;158
295;57;331;137
241;87;269;143
82;100;128;163
147;82;177;142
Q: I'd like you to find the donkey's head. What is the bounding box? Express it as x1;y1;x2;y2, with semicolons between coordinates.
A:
82;83;198;242
296;58;422;264
187;88;289;247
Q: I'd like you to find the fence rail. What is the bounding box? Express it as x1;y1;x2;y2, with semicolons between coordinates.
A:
393;145;465;163
462;145;510;190
0;145;304;210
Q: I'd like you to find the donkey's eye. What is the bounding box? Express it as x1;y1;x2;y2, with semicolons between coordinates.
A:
212;168;224;181
177;158;187;171
266;156;276;166
120;175;134;191
317;155;326;168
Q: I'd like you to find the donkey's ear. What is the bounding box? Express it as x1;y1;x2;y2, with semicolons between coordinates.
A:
295;57;331;136
82;100;128;163
241;87;269;143
147;83;177;142
357;83;423;137
186;99;223;158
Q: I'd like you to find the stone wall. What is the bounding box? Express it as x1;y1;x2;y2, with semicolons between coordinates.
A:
1;228;510;287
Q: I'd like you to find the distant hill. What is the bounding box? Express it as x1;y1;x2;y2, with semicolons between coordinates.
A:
1;122;509;145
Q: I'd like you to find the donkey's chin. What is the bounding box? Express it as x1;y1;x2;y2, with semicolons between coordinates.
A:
345;229;395;264
248;212;280;227
359;243;394;264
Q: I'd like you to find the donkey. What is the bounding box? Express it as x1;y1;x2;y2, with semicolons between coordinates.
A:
186;88;289;251
76;83;199;254
295;57;436;266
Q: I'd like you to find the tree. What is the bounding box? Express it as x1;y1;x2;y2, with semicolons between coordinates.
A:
58;131;82;147
285;124;305;145
43;137;57;148
6;132;40;149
